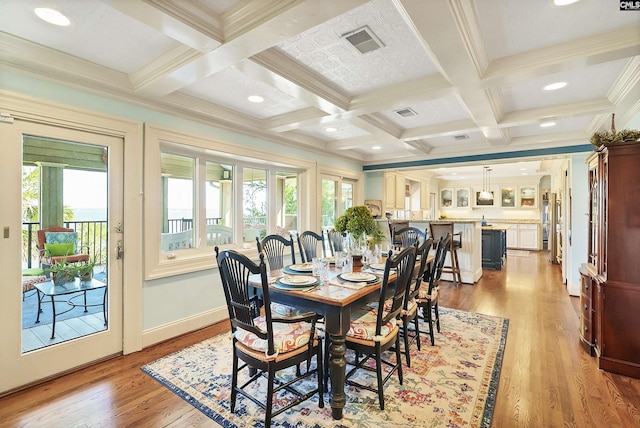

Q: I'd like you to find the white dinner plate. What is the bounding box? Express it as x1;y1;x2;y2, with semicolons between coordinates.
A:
369;263;386;271
339;272;377;283
278;275;317;286
288;263;313;272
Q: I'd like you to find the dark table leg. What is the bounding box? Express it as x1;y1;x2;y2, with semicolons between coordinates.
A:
328;333;347;419
325;308;351;420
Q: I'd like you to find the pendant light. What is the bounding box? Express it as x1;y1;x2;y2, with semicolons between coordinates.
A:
479;166;493;201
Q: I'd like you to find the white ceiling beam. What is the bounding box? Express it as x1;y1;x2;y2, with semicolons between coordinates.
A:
131;0;367;97
483;26;640;85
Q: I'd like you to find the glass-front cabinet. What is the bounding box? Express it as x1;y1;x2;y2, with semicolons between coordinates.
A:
519;185;537;208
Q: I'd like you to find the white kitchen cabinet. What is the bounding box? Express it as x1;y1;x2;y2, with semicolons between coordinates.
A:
493;222;538;249
384;172;405;210
517;224;539;250
506;228;518;248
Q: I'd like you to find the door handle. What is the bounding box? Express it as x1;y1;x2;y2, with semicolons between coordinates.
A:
116;240;124;259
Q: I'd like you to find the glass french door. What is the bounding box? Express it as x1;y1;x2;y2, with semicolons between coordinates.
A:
0;119;123;392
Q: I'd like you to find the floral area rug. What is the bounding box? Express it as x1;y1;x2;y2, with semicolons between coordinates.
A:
142;307;508;428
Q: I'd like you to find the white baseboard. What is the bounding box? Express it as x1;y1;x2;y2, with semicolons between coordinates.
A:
141;307;228;348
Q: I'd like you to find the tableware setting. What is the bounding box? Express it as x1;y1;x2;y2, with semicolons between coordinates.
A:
272;275;321;290
287;263;313;272
338;272;377;283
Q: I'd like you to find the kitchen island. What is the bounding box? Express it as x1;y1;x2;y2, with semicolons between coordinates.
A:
482;226;509;270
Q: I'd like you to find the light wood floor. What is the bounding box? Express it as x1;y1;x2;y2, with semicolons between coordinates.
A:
1;251;639;427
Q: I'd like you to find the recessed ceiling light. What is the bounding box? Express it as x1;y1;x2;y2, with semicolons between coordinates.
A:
543;82;567;91
451;172;458;175
371;146;381;150
540;121;556;128
519;167;527;171
34;8;70;26
553;0;580;6
325;127;337;133
247;95;264;103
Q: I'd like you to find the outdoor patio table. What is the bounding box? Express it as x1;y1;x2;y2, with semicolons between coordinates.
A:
33;278;107;339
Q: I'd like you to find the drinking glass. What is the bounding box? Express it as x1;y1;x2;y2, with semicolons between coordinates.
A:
320;259;330;282
312;257;322;277
342;256;353;273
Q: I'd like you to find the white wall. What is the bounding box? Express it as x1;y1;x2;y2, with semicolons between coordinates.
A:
567;153;590;296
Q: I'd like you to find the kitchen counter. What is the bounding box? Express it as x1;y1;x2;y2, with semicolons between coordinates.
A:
482;225;511;231
408;221;482;284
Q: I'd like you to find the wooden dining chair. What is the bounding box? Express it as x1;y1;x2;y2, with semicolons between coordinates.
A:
398;237;433;367
344;245;417;410
215;247;324;427
297;230;326;263
392;226;426;249
416;234;451;345
256;234;310;319
326;229;344;255
256;233;296;270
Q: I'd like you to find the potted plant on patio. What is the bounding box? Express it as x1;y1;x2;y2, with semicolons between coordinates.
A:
46;259;76;286
76;257;97;281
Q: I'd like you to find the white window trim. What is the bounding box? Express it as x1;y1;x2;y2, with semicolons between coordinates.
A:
144;124;316;279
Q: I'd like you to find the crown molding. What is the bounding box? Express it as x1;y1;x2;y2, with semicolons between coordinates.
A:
144;0;224;43
130;44;204;93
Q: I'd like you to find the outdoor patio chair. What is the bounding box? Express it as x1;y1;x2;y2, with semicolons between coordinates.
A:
37;226;89;269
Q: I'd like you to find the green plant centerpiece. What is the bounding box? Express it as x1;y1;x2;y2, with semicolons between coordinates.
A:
334;206;384;260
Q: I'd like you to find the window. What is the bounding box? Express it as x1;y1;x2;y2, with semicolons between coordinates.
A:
321;176;356;229
160;152;194;251
279;173;298;233
144;125;316;279
243;168;267;243
205;161;233;247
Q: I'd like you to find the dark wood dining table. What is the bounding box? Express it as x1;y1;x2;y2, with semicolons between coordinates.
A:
248;255;432;420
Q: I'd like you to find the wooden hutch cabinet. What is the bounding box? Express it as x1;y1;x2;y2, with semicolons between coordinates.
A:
579;140;640;378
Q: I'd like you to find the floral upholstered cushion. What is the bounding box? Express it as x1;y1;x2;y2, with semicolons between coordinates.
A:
271;302;307;317
346;306;396;341
234;316;311;354
45;231;78;252
417;286;438;300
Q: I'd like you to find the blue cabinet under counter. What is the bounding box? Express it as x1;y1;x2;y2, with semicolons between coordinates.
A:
482;227;507;270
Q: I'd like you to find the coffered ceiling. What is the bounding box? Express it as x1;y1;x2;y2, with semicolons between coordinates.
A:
1;0;639;171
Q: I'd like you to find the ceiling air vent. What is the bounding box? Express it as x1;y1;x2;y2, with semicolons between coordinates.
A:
454;134;469;140
342;25;384;54
394;107;417;118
